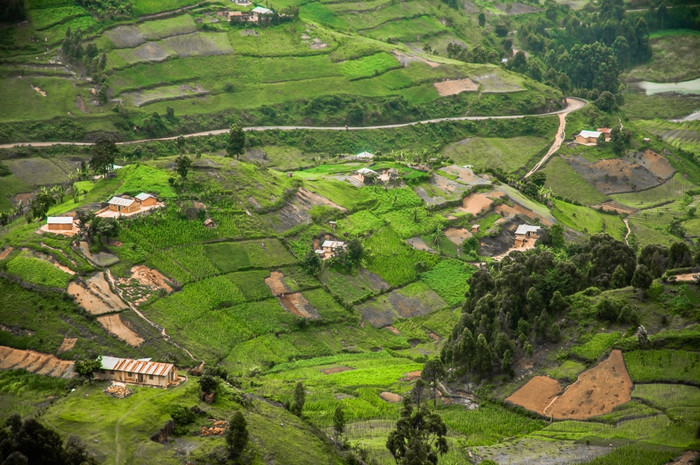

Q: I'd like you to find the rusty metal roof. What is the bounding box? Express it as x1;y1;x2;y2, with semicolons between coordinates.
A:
101;356;174;377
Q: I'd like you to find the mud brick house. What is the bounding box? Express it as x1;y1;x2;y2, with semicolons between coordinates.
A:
46;216;74;231
96;356;178;388
107;196;140;213
135;192;157;207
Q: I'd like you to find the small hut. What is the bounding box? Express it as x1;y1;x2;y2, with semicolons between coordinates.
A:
135;193;157;207
46;216;74;231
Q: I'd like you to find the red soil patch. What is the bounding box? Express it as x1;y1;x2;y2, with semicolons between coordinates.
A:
321;366;354;375
495;203;553;226
97;314;144;346
666;451;700;465
592;200;636;215
670;273;699;283
278;292;319;319
68;273;126;315
0;346;74;378
506;375;563;416
385;325;401;335
57;337;77;354
131;265;173;293
460;192;494;215
445;228;471;246
0;247;14;261
404;370;422;381
633;149;675;179
428;331;440;341
380;392;403;403
507;350;633;420
264;271;289;296
434;78;478;96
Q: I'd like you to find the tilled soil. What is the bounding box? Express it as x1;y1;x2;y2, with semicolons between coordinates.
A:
322;366;354;374
434;78;478;96
0;346;74;378
68;273;127;315
56;337;77;354
379;392;402;403
278;292;319;319
97;314;145;346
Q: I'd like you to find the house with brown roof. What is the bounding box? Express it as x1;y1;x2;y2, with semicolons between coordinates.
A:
95;356;178;388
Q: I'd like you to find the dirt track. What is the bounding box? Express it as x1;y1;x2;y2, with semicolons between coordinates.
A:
0;99;586;149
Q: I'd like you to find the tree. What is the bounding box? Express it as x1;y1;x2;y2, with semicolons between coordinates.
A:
175;154;192;181
89;137;118;176
347;238;363;267
176;135;186;155
75;356;102;382
227;123;246;158
333;406;346;438
226;411;249;463
631;265;652;298
669;242;692;268
421;359;446;407
478;12;486;27
611;126;625;155
30;187;56;220
386;398;448;465
75;210;119;248
301;250;322;276
292;381;305;416
1;0;27;22
595;91;617;113
611;264;628;288
557;73;570;95
199;374;218;395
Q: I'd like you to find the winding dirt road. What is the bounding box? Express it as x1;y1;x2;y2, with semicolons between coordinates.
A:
0;98;586;150
524;97;586;178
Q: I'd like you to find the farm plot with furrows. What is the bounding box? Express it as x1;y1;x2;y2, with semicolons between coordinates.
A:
338;52;402;80
6;250;72;288
125;83;209;107
380;207;447;239
227;22;338;57
419;259;474;307
112;32;232;68
624;350;700;385
30;6;90;30
204;239;296;274
357;281;447;328
105;15;197;48
322;268;390;305
342;1;433;31
632;384;700;422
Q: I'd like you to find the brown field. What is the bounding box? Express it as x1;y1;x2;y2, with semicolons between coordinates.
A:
460;192;494;215
507;350;633;420
321;366;354;374
380;392;403;403
131;265;173;293
68;273;127;315
404;370;422;381
0;247;13;260
97;314;144;346
278;292;319;319
434;78;478;96
56;337;77;354
0;346;74;378
264;271;290;296
440;165;491;186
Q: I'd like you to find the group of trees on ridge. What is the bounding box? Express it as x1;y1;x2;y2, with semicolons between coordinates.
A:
441;233;698;380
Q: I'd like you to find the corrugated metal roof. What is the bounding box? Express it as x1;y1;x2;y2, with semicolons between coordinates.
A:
357;151;374;158
135;193;155;201
515;224;541;235
252;6;273;13
579;130;602;139
322;240;345;248
47;216;73;224
100;356;174;376
108;196;135;207
357;168;377;175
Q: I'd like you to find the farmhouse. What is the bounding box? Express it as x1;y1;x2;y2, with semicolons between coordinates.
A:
356;167;378;184
575;130;604;146
319;239;346;260
227;10;253;21
514;224;541;247
46;216;74;231
135;192;157;207
95;356;178;388
107;196;140;213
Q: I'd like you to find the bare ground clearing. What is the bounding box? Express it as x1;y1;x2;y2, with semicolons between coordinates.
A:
264;271;290;296
440;165;491;186
434;78;478;96
271;188;346;231
357;288;446;327
445;227;471;245
322;366;354;374
97;314;145;346
130;265;173;293
507;350;632;420
57;337;78;354
393;50;439;68
278;292;319;319
0;346;74;378
406;237;436;253
379;392;402;403
0;247;14;260
68;273;127;315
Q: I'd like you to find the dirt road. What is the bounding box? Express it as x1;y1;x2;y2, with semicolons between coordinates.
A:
523;97;586;178
0;98;587;150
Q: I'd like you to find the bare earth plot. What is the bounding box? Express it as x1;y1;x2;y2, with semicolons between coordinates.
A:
0;346;74;378
269;187;346;231
507;350;633;420
118;265;175;305
68;272;127;315
433;78;478;96
278;292;319;319
57;337;77;354
96;314;145;346
406;237;436;253
445;227;471;245
393;50;440;68
473;73;523;92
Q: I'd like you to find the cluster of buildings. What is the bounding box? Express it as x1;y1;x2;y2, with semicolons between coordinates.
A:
314;239;346;260
224;5;275;23
45;192;159;232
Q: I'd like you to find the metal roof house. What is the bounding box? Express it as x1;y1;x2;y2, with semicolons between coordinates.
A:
575;130;604;145
515;224;541;237
135;192;157;206
107;196;140;213
46;216;74;231
95;356;178;388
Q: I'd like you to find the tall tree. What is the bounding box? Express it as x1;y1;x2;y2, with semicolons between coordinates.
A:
175;154;192;181
386;398;448;465
631;265;653;298
226;411;249;464
292;381;305;416
0;0;27;22
227;123;246;159
176;135;186;155
333;406;346;438
421;359;446;407
89;137;118;176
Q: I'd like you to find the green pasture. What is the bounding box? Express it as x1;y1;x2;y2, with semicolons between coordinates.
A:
364;227;440;286
419;258;474;307
6;250;72;288
622;32;700;83
624;350;700;385
362;16;446;42
0;77;92;123
632;384;700;422
0;370;68;422
568;331;621;362
551;199;626;241
442;136;550;174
